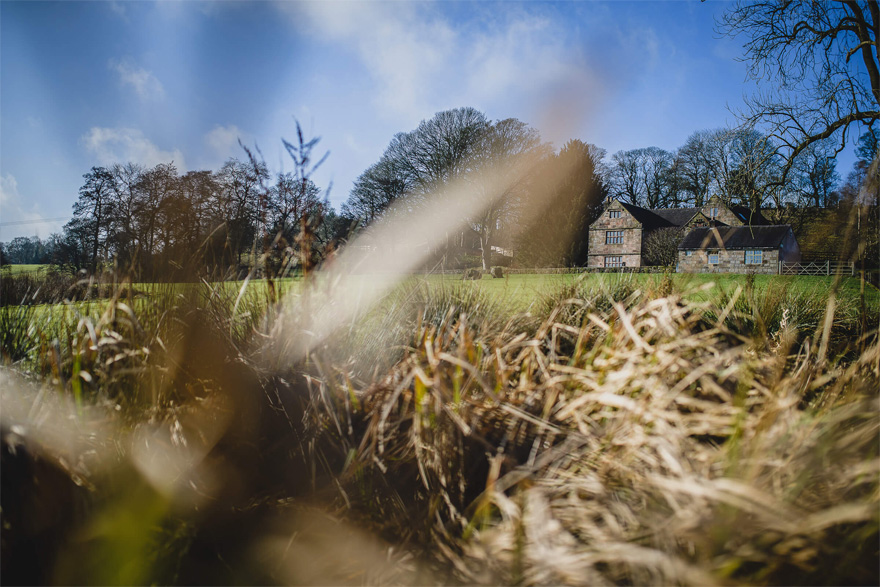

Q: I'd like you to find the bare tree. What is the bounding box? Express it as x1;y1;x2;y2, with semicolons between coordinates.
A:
385;107;489;199
606;149;643;205
342;156;409;225
605;147;677;208
676;130;717;206
791;140;841;208
720;1;879;179
642;227;686;267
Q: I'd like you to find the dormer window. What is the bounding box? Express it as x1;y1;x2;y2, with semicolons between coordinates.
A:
608;209;621;219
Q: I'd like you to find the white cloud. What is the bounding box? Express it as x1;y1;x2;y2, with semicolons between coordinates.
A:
109;59;165;101
283;3;617;137
0;174;63;240
284;2;456;121
108;1;128;21
82;127;186;169
204;124;246;161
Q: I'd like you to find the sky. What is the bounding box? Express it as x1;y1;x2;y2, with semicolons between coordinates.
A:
0;0;860;241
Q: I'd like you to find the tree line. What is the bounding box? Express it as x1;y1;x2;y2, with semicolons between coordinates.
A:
2;154;349;279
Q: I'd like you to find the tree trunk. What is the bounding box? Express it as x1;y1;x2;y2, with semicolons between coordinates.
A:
91;201;101;274
480;233;491;272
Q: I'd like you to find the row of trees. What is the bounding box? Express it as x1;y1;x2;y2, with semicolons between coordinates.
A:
64;158;338;278
1;153;347;279
603;129;846;211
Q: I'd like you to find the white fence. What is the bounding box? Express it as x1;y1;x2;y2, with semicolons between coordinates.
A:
779;261;854;276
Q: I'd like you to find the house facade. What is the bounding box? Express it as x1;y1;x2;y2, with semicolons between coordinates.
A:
677;225;801;275
587;195;767;269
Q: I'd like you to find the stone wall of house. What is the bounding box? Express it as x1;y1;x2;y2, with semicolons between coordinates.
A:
701;195;743;226
677;248;780;274
588;228;643;267
587;252;643;268
588;202;643;267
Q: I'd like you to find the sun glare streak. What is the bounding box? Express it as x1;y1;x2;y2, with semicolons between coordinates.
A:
264;149;582;365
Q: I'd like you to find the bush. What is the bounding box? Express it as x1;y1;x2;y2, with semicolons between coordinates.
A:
642;227;686;266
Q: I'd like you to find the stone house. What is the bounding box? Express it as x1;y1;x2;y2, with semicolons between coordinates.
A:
677;225;801;274
587;195;768;269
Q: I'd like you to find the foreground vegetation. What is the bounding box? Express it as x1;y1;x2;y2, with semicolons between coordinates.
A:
1;270;878;585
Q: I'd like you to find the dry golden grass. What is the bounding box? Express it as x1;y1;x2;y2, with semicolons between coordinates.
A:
1;275;877;585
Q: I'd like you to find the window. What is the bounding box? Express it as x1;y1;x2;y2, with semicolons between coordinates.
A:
708;207;719;218
604;256;624;268
744;249;763;264
608;209;621;219
708;251;719;265
605;230;624;244
685;250;693;257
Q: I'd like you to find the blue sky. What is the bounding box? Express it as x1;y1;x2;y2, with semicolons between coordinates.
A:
0;1;857;241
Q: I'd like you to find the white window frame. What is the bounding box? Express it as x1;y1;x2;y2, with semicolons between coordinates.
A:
605;230;624;244
608;209;621;219
708;251;719;265
685;250;693;257
604;256;624;268
744;249;763;265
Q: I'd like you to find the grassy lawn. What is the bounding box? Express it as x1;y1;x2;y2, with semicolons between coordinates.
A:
13;272;878;343
0;264;47;275
411;272;879;313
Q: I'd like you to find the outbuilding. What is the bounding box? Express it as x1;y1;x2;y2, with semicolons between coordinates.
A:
677;225;801;274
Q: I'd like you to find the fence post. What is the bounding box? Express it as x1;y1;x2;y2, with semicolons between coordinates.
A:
825;260;830;276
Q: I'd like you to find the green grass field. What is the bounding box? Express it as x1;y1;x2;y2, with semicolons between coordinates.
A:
15;270;879;319
0;264;46;275
408;272;879;313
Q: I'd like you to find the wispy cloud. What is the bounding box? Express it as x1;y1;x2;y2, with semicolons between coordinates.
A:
204;124;247;163
109;59;165;101
283;3;616;135
285;2;454;122
82;127;185;169
107;1;128;21
0;174;63;240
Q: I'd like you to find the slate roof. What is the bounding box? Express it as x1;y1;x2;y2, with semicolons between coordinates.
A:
729;205;769;225
619;203;675;230
678;225;793;250
653;207;700;226
613;200;769;231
